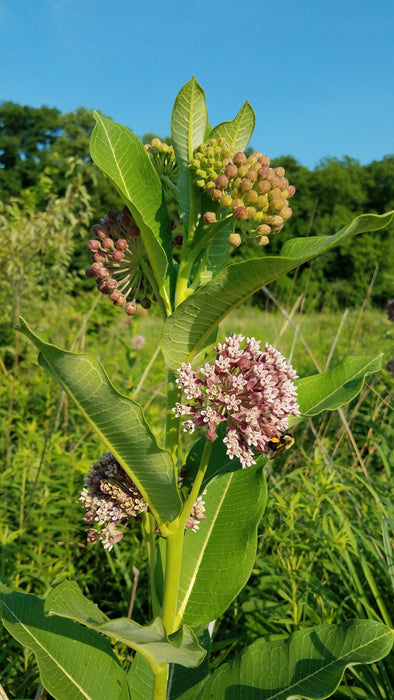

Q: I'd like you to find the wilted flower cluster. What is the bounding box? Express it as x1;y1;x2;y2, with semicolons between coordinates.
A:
80;453;206;549
190;137;295;246
85;207;153;315
80;452;149;550
173;334;300;468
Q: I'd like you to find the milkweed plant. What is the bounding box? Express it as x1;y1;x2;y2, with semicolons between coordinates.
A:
1;77;394;700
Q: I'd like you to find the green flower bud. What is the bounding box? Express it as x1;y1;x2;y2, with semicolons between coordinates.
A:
245;190;258;204
220;194;233;208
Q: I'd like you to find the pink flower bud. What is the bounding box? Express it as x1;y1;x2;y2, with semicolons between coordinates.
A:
203;212;216;225
88;239;101;251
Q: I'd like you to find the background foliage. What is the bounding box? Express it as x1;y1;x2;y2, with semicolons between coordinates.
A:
0;101;393;311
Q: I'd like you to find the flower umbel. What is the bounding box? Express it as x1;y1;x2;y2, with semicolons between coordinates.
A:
86;206;154;315
80;453;206;549
190;138;295;247
80;452;149;550
173;334;300;468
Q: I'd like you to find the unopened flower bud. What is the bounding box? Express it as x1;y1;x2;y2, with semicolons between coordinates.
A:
113;293;126;306
127;224;140;237
216;174;228;189
112;250;124;261
141;297;151;309
258;235;270;246
102;237;114;251
228;233;242;247
258;224;271;236
96;267;108;280
233;206;248;221
225;163;238;179
88;239;101;251
172;233;184;246
220;194;233;208
233;152;247;166
92;224;108;240
239;178;252;193
93;252;106;264
210;188;222;201
170;218;179;230
125;300;137;316
280;207;293;221
256;180;271;194
116;239;128;251
204;212;216;224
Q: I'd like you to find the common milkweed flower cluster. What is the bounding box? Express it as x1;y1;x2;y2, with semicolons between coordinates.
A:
85;206;155;316
80;452;206;550
173;334;300;468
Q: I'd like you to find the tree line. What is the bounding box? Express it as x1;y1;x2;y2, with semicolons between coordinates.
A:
1;101;393;309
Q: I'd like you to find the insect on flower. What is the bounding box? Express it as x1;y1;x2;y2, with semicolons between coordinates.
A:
268;432;295;459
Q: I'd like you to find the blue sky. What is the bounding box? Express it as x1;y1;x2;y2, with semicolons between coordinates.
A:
1;0;393;169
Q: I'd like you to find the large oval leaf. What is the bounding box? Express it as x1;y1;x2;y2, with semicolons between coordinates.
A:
16;317;181;524
176;465;267;628
0;585;130;700
160;211;394;370
170;76;208;168
197;620;394;699
89;112;173;312
296;355;383;417
170;76;208;234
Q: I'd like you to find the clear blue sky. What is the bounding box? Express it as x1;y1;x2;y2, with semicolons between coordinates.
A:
1;0;393;169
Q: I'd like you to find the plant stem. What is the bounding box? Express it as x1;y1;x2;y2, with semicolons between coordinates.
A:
152;440;213;698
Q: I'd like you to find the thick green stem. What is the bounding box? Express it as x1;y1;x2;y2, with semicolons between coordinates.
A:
143;513;161;617
152;665;169;699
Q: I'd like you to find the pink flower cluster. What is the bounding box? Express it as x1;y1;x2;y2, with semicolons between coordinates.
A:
173;334;300;468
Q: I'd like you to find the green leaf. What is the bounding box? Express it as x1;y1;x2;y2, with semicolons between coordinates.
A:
89;112;172;311
210;101;255;152
45;581;205;674
296;355;383;417
0;586;130;700
198;217;233;285
16;317;181;524
176;465;267;627
161;211;394;370
170;76;208;168
197;620;394;699
170;76;208;231
127;626;211;700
